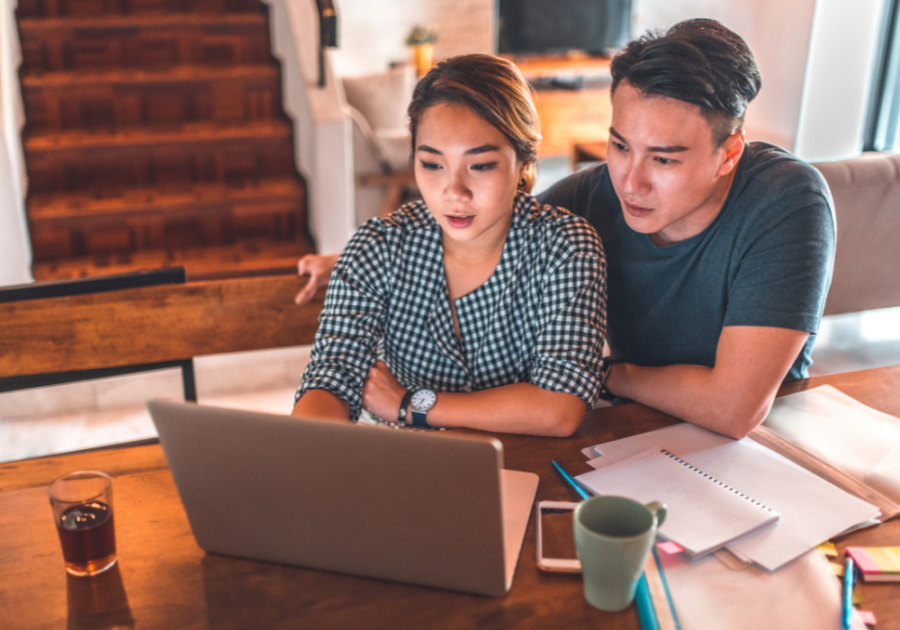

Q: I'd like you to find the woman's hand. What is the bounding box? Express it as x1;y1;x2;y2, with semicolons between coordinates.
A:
295;253;340;304
362;361;408;423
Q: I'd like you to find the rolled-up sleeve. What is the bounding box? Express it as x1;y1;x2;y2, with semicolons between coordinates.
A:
295;221;390;420
528;216;608;407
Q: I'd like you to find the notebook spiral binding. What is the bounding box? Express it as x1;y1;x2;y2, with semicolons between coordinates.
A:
659;448;776;512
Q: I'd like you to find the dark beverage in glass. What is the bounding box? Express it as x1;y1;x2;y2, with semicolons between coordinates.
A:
57;501;117;575
48;471;118;576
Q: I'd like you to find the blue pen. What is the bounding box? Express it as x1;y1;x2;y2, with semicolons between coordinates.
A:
842;556;856;629
551;460;595;500
635;572;661;630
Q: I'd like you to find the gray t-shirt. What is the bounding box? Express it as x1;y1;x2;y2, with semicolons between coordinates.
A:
538;142;835;380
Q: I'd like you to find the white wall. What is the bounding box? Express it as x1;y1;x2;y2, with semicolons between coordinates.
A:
331;0;822;151
634;0;818;152
266;0;357;254
794;0;886;161
0;0;32;286
332;0;495;77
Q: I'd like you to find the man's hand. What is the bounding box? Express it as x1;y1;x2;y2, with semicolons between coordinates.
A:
295;253;340;304
362;361;407;423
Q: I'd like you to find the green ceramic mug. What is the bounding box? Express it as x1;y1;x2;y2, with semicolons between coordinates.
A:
573;495;667;612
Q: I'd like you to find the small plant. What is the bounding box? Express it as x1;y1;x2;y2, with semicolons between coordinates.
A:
406;25;438;46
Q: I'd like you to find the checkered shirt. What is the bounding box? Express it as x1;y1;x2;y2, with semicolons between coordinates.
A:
296;192;608;421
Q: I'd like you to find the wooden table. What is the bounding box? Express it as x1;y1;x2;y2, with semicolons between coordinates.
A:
3;366;900;629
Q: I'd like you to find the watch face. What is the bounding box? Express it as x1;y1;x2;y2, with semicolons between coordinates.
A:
411;389;437;411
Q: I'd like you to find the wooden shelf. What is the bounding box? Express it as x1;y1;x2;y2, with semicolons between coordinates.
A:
507;55;612;158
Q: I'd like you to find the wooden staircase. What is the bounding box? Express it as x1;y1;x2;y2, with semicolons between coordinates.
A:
15;0;314;281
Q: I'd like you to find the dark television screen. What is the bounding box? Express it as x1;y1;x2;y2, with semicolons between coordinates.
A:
498;0;632;56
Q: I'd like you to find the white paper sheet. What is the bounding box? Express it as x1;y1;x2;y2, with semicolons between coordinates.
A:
583;423;880;571
764;385;900;504
658;547;867;630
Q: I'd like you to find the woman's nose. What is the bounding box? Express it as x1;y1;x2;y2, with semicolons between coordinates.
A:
445;169;473;201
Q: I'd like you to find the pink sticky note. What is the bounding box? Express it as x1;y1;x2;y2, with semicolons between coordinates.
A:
847;547;882;575
657;541;684;555
858;610;877;626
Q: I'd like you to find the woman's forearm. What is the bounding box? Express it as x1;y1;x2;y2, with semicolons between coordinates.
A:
292;389;350;422
425;383;586;437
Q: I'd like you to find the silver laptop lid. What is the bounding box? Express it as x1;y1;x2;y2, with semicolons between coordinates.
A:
148;400;536;597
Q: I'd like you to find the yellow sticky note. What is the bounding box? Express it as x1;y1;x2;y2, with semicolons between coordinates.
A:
853;588;865;606
830;562;844;577
818;542;838;557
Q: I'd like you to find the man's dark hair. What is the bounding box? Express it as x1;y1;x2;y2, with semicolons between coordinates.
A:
610;19;762;146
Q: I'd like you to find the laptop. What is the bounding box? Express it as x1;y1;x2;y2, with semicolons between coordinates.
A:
148;400;539;597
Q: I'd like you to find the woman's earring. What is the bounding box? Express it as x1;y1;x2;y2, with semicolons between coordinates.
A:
518;177;526;188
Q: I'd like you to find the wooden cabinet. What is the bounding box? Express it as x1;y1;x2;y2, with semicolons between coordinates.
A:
506;55;613;158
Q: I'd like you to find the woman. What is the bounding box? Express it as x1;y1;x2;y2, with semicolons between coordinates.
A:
292;54;606;437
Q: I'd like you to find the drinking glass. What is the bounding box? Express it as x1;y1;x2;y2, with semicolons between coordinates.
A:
48;471;117;577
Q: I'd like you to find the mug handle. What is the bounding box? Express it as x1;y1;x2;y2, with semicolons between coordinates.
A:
645;501;667;528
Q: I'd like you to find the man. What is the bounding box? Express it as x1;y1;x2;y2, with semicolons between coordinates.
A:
295;19;835;440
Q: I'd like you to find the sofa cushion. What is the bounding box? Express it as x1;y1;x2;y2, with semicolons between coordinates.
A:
813;152;900;315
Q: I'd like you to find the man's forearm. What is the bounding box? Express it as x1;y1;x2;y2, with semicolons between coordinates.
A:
604;326;810;440
605;362;774;439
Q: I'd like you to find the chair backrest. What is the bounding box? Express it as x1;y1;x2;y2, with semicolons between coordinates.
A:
0;268;186;303
0;274;322;394
813;152;900;316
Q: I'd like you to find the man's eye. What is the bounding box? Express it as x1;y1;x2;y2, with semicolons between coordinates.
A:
656;156;674;165
419;161;441;170
472;162;498;172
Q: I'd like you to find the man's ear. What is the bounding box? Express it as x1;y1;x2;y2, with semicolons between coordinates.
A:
718;129;746;176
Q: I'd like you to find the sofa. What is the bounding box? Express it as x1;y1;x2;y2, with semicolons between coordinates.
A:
812;152;900;316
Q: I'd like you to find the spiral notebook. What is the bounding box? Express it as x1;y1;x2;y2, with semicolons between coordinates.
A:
576;447;780;558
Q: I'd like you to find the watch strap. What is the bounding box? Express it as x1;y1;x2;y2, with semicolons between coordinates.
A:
397;390;414;426
411;408;431;429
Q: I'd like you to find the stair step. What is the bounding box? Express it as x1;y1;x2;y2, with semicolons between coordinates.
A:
19;13;271;74
25;120;291;150
16;0;265;19
31;240;314;282
22;66;283;134
27;178;305;220
21;64;277;87
17;12;266;30
27;179;308;260
24;121;297;194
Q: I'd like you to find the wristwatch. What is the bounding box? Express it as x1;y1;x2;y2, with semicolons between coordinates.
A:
410;388;437;428
397;390;414;426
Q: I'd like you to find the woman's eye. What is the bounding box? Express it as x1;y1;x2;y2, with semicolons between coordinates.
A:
419;161;441;170
472;162;498;172
612;142;628;152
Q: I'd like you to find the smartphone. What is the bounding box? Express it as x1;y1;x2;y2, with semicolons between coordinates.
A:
535;500;582;573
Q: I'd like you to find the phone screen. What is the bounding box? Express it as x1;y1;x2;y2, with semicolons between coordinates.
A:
541;505;577;559
536;501;581;572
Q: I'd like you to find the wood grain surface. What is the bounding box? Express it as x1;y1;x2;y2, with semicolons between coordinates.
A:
0;274;323;378
2;366;899;629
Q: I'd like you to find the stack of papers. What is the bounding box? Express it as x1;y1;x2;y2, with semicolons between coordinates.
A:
579;423;881;572
764;385;900;506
